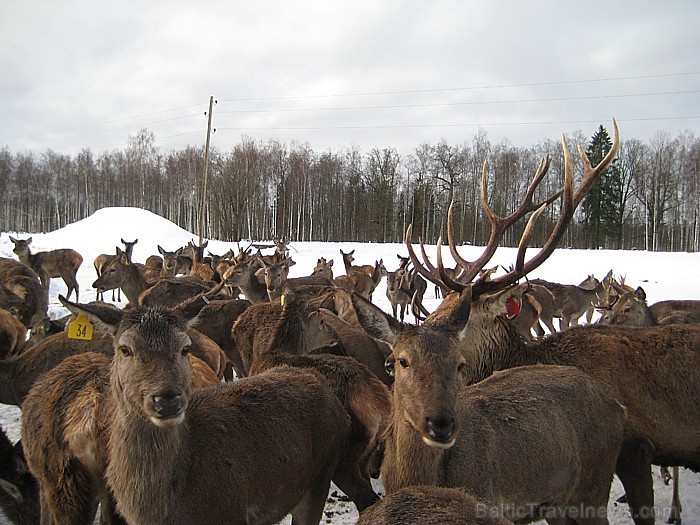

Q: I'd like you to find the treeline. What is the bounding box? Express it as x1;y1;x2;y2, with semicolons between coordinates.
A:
1;126;698;252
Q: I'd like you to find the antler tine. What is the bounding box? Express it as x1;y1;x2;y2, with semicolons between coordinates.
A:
418;236;439;275
449;153;556;285
405;224;448;290
472;119;619;298
436;237;467;292
574;118;620;207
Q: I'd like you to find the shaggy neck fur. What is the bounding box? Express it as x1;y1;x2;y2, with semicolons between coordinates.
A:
106;375;184;525
381;395;444;495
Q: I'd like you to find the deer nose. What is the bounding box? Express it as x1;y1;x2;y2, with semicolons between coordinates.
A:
152;394;184;418
426;416;455;443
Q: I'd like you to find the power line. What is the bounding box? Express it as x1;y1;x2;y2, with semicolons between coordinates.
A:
216;115;700;132
218;72;700;102
217;90;700;114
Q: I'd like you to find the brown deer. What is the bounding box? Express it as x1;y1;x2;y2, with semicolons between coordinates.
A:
354;120;700;525
222;256;269;303
248;290;391;512
94;238;137;301
52;295;349;525
599;286;700;327
157;245;192;277
0;295;227;406
230;291;338;376
598;286;700;524
93;247;174;304
0;257;48;330
315;309;392;386
0;426;40;525
312;256;334;280
530;273;607;329
358;485;515;525
189;297;251;379
258;257;332;302
344;310;627;525
21;347;221;525
0;308;27;359
9;236;83;301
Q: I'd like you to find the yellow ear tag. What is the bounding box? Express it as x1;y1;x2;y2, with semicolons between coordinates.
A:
280;294;285;307
67;313;94;340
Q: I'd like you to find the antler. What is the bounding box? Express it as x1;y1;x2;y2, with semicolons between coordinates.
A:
406;118;620;300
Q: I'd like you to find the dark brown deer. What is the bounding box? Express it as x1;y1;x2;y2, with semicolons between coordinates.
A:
0;257;48;330
94;239;137;301
354;120;700;525
0;308;27;359
230;292;338;376
189;297;251;379
0;426;40;525
248;290;391;512
52;296;349;525
10;236;83;301
358;485;515;525
21;347;220;525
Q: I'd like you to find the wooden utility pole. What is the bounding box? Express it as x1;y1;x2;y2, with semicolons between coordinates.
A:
198;96;214;247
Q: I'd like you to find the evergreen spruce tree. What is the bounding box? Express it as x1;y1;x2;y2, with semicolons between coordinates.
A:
581;125;622;248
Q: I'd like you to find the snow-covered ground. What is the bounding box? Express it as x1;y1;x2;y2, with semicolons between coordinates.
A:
1;207;698;524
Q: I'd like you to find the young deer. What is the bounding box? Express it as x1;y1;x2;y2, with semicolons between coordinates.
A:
94;239;137;301
10;236;83;301
51;295;349;525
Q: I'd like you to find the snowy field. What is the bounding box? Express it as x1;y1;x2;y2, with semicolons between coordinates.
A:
0;207;698;524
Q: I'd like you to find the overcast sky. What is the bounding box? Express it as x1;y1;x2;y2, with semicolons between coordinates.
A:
2;0;699;157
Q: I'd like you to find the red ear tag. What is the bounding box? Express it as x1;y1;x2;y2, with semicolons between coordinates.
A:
505;296;521;317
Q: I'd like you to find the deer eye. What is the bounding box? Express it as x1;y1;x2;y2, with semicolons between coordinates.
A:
398;358;409;368
119;346;133;357
457;362;466;373
181;345;191;356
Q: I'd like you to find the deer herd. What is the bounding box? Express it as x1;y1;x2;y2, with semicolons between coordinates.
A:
0;120;697;525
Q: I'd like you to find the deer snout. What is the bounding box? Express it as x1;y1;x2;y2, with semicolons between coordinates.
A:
425;416;456;448
149;392;186;426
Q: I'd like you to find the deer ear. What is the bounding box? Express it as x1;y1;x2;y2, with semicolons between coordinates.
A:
426;287;473;336
634;287;646;302
328;260;334;268
59;295;124;336
26;237;32;245
351;293;401;346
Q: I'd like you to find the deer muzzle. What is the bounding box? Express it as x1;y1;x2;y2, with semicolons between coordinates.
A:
149;393;186;427
424;416;457;449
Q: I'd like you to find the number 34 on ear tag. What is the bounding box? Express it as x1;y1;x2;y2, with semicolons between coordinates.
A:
68;313;94;340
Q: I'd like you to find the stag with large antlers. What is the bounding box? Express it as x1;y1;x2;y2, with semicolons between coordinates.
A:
354;121;700;525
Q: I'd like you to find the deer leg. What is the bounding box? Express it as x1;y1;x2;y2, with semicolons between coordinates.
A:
615;443;655;525
289;469;335;525
667;466;681;525
660;466;671;485
331;462;379;512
